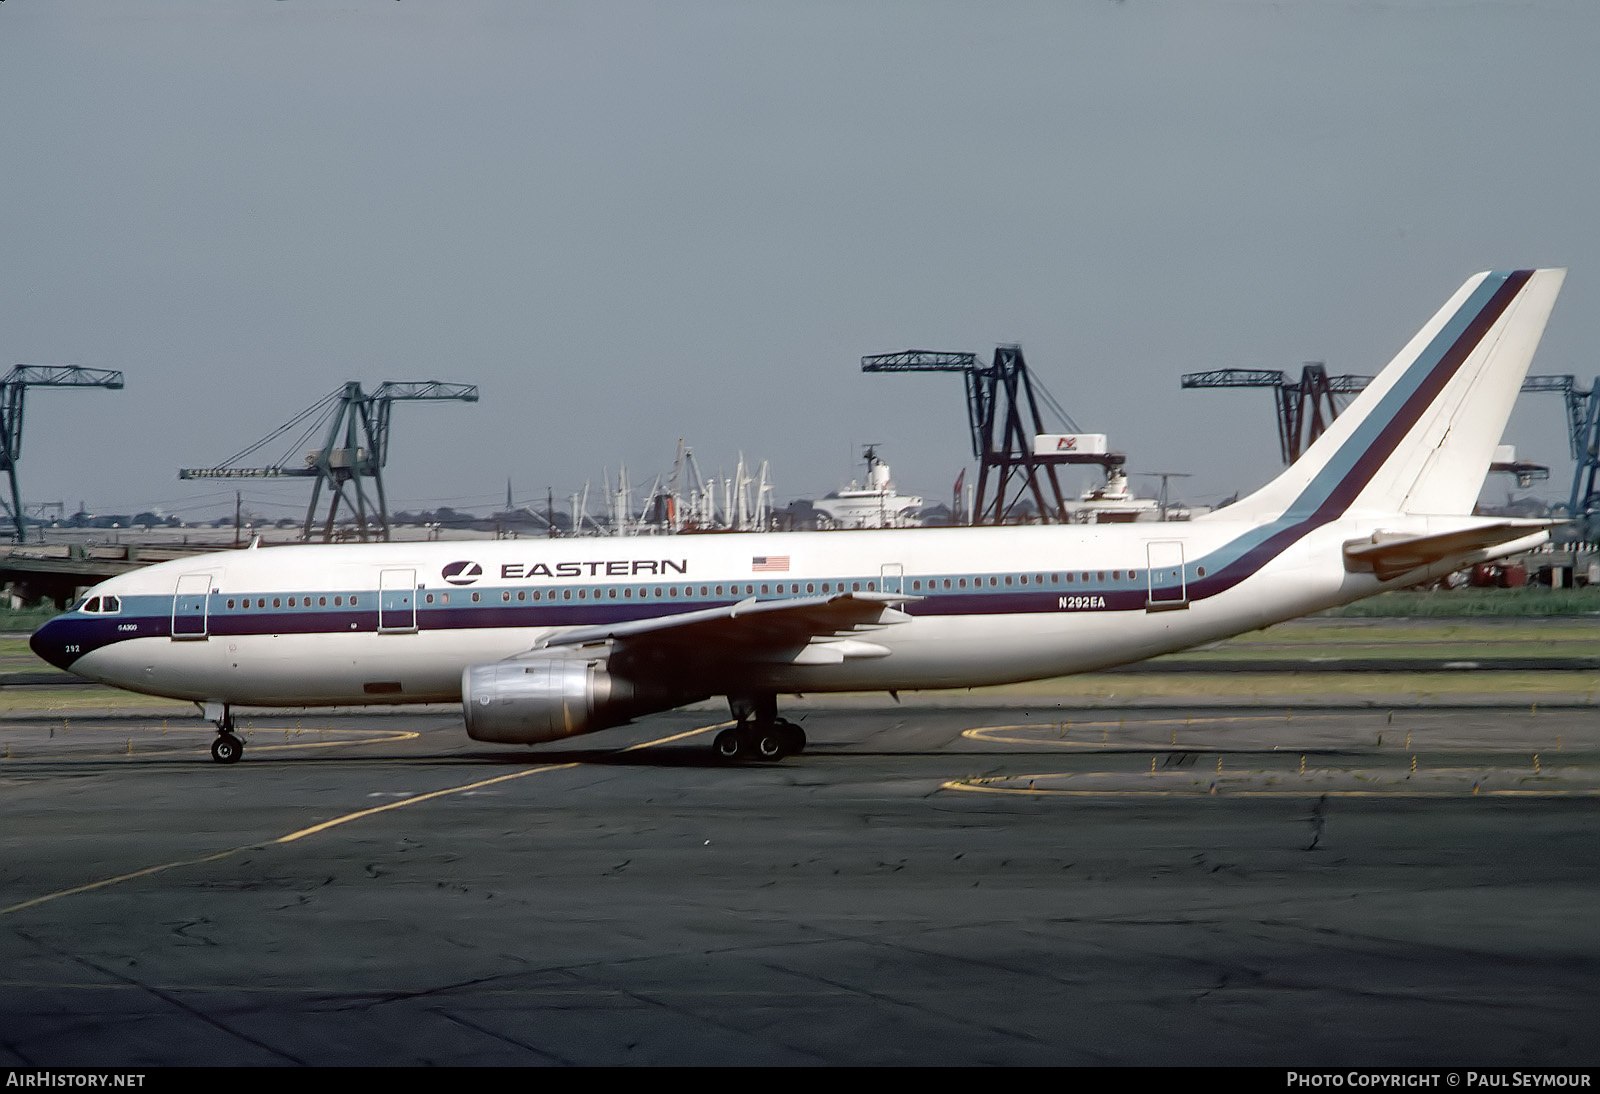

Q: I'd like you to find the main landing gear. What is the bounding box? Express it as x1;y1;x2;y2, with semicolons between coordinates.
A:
714;693;806;762
207;704;244;765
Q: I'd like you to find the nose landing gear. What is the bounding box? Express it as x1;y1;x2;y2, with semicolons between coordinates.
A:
205;703;244;765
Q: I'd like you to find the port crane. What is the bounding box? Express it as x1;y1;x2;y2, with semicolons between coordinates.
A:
179;380;478;542
862;347;1117;525
0;365;125;542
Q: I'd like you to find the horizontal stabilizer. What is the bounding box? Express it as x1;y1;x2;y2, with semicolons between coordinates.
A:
1343;521;1553;581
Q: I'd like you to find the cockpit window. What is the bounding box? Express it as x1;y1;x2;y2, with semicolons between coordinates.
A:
80;595;121;615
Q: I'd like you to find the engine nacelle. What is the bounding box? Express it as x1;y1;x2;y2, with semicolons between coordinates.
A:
462;653;700;744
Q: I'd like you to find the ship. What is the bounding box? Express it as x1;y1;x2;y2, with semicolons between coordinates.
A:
811;446;924;529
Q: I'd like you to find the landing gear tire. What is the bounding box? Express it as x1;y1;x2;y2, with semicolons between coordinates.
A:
714;727;747;761
210;733;244;765
720;695;803;763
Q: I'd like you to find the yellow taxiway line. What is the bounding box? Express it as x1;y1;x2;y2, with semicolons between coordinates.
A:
942;776;1600;799
2;720;726;916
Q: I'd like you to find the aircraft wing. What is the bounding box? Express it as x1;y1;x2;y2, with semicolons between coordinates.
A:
539;591;917;664
1343;520;1555;581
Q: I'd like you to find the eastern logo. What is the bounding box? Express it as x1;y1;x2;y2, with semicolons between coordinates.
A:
442;561;483;586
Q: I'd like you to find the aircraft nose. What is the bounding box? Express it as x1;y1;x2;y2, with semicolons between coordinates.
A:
30;616;81;672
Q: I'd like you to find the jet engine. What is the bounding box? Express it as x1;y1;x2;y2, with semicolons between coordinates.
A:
461;652;699;744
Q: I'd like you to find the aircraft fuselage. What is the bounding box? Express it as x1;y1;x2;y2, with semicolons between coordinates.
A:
31;513;1476;708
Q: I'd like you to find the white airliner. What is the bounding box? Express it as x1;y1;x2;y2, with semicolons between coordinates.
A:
31;269;1567;764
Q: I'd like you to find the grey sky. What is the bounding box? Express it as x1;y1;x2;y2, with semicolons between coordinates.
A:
2;0;1595;524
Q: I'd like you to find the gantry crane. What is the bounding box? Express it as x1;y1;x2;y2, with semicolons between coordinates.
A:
862;346;1118;525
1179;363;1372;464
1181;361;1591;516
1518;375;1600;537
0;365;125;542
180;380;478;542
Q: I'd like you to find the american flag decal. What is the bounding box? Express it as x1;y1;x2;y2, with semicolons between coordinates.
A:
752;555;790;572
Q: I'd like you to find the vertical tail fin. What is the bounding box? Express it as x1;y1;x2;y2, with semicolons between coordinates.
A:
1215;269;1566;523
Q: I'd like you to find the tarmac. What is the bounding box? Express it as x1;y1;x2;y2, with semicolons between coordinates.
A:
1;694;1597;1067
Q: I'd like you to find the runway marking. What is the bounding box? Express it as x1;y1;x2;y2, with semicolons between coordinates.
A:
966;715;1309;750
1;720;725;916
273;762;578;843
942;774;1600;799
218;728;423;756
962;713;1573;753
0;724;420;762
1;848;257;916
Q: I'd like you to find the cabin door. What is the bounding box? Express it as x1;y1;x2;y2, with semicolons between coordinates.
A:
171;573;213;639
1145;541;1188;611
379;569;418;633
